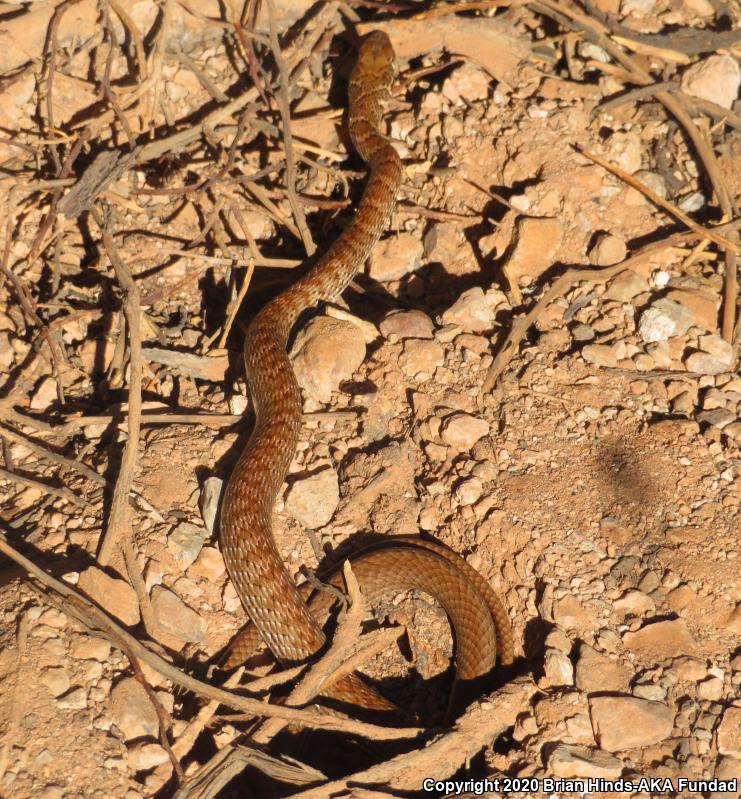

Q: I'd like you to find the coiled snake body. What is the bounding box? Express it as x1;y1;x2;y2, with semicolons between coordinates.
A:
220;31;512;712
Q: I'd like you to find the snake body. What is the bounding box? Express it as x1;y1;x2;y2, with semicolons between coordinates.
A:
220;31;512;712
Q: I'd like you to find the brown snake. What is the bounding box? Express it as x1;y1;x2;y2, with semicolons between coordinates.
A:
220;31;513;713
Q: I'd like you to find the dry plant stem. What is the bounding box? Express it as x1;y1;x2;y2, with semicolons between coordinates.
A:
172;742;325;799
0;532;421;740
96;221;143;567
171;669;244;762
292;677;536;798
132;2;339;167
265;0;316;257
43;0;80;173
109;0;148;82
482;221;741;392
0;466;84;507
577;147;740;254
218;260;255;349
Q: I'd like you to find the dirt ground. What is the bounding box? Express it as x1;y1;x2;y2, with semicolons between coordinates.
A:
0;0;739;797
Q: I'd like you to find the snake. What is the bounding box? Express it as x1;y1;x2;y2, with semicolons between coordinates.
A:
219;31;513;714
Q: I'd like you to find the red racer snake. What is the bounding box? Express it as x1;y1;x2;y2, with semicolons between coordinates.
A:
220;31;513;713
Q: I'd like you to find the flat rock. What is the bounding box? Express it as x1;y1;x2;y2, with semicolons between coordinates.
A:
440;287;496;332
284;466;339;529
127;742;169;771
718;706;741;758
575;643;632;693
680;54;740;109
109;678;159;741
150;585;206;644
548;743;623;779
604;269;648;301
623;618;697;659
77;567;140;627
440;413;489;450
590;233;627;267
368;232;424;281
187;547;226;581
581;344;618;368
379;309;434;340
167;522;206;570
398;339;444;379
665;288;717;331
441;62;491;103
199;476;223;536
41;667;71;697
589;695;673;751
542;648;574;687
506;216;562;288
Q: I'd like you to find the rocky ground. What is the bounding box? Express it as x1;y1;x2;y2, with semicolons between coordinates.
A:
0;0;739;797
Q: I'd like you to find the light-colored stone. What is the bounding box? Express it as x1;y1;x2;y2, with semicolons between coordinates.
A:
187;547;226;581
78;567;140;627
589;695;674;751
623;618;697;659
30;376;58;411
680;54;740;110
542;648;574;687
506;216;562;287
441;62;491;103
607;130;642;174
57;687;87;710
548;743;623;779
590;233;627;266
613;589;655;618
697;676;724;701
398;339;444;378
697;409;736;429
699;334;734;364
440;287;496;332
453;476;483;506
70;635;110;662
167;522;206;570
368;232;424;281
284;467;339;529
575;643;632;694
41;667;70;697
379;310;434;340
199;476;223;536
604;269;648;301
639;299;693;343
423;222;477;277
440;413;489;450
582;344;618;368
110;678;159;741
127;742;169;771
150;586;207;644
665;289;717;331
718;706;741;758
292;316;366;403
673;656;707;682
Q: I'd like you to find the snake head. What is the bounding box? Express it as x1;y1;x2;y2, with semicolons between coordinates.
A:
355;30;395;79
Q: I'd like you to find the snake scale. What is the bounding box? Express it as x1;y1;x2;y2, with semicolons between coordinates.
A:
220;31;513;713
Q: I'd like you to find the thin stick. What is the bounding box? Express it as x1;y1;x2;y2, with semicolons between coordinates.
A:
264;0;316;257
0;466;85;506
96;219;143;567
